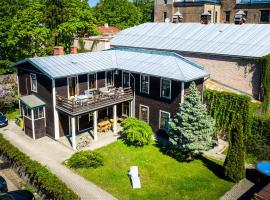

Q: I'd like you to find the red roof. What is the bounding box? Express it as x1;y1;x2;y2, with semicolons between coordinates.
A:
97;26;121;35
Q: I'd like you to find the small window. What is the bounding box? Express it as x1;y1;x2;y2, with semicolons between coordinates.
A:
140;75;150;94
164;0;167;4
260;10;270;23
224;11;230;23
161;78;171;99
139;105;149;123
23;106;32;118
34;107;44;120
106;71;114;86
68;76;77;98
123;72;130;88
164;12;167;22
159;110;170;131
30;73;37;92
88;73;97;90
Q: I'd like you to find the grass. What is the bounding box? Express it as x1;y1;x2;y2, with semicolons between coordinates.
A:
69;140;234;200
20;182;42;200
4;108;19;120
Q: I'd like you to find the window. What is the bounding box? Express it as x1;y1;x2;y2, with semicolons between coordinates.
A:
140;75;149;94
123;72;130;87
30;73;37;92
164;12;167;22
68;76;77;98
106;71;114;86
122;102;130;117
159;110;170;131
23;105;32;118
260;10;270;23
88;73;97;90
161;78;171;99
34;107;44;119
139;105;149;123
224;11;230;23
164;0;167;4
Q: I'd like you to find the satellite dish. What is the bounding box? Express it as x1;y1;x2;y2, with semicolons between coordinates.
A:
165;18;170;23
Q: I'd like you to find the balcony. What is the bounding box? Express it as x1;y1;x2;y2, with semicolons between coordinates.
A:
56;87;133;116
174;0;221;5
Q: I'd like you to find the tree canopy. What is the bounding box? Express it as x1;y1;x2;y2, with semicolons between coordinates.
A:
94;0;142;29
133;0;154;23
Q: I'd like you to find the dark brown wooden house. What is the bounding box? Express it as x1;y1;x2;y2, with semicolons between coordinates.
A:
13;48;209;150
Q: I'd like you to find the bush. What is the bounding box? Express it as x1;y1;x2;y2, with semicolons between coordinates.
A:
67;151;103;169
122;117;153;146
0;134;79;200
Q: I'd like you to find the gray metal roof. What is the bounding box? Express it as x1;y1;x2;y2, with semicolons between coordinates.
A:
111;23;270;58
20;95;46;108
13;48;209;82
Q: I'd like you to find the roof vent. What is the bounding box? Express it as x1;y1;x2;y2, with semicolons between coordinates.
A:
173;11;183;23
201;12;211;24
234;10;246;24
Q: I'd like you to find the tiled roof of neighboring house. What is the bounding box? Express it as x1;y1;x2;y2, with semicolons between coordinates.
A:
97;26;121;35
111;23;270;58
12;48;209;82
20;95;46;108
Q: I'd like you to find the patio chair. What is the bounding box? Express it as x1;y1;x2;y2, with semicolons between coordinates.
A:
128;166;141;189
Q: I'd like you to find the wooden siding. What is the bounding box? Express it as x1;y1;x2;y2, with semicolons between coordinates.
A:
56;78;68;98
34;118;46;139
59;112;69;137
78;74;88;95
24;117;33;139
97;72;105;88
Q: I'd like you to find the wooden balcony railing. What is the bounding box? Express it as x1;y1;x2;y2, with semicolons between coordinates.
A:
56;87;133;116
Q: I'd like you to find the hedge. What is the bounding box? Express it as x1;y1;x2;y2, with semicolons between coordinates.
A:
260;55;270;116
0;134;80;200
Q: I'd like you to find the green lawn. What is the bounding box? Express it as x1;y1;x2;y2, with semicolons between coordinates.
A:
71;141;234;200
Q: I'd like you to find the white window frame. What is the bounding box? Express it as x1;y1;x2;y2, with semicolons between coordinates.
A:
139;104;149;123
67;76;78;99
122;71;130;88
122;102;131;117
105;71;114;87
30;73;37;92
160;78;171;100
88;73;97;91
159;110;170;130
140;74;150;94
33;106;45;120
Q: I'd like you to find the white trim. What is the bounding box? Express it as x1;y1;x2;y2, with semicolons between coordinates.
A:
122;101;130;117
30;73;37;93
159;110;170;130
93;111;98;141
16;69;21;116
139;104;149;123
67;76;78;99
77;116;80;132
88;73;97;91
43;106;46;127
160;78;171;100
181;82;185;104
33;107;45;121
31;109;36;140
140;74;150;94
71;117;76;150
52;79;60;140
105;71;114;87
122;71;130;88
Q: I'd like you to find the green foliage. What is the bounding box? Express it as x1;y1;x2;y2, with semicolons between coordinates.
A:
94;0;142;29
224;116;245;182
260;55;270;116
0;134;79;200
122;117;153;146
67;151;103;169
133;0;154;23
168;82;215;158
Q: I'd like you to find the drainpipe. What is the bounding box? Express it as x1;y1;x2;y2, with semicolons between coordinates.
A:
129;73;136;117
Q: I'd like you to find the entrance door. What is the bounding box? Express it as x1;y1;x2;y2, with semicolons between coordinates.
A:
122;102;130;117
68;76;78;98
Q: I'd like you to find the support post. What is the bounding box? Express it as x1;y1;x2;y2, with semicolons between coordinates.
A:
31;109;35;140
113;105;117;135
181;82;185;104
52;79;60;140
71;117;76;150
93;111;98;141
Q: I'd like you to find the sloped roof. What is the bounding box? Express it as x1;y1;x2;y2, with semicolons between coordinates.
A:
20;95;46;108
13;48;209;82
111;23;270;58
97;26;121;34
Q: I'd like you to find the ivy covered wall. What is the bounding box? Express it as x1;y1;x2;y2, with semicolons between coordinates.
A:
260;55;270;116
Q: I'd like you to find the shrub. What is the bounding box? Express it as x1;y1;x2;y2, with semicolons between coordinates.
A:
122;117;153;146
67;151;103;169
0;134;79;200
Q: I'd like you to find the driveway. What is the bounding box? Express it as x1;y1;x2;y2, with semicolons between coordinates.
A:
0;122;116;200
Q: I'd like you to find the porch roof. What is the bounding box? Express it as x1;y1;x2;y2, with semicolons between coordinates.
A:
20;95;46;108
12;48;209;82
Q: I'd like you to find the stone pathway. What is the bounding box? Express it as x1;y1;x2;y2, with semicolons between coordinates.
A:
203;138;228;161
0;160;20;191
0;122;117;200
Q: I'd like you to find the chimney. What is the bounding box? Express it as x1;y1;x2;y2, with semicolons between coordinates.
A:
70;45;78;54
53;46;64;56
201;12;211;24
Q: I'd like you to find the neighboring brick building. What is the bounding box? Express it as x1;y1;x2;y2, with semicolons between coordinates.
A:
154;0;270;24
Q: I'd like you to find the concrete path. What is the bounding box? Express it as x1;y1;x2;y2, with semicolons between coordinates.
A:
203;138;228;161
0;122;117;200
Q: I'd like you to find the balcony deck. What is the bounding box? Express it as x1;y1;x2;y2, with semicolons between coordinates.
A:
56;87;133;116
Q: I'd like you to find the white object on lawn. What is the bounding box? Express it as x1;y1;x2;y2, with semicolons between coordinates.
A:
128;166;141;189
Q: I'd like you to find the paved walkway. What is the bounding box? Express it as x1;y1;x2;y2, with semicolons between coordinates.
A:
203;138;228;161
0;122;117;200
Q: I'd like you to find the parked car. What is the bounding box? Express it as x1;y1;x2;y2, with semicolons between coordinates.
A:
0;190;35;200
0;113;8;128
0;176;8;193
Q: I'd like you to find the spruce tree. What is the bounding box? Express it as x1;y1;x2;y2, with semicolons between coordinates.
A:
224;116;245;182
168;82;215;158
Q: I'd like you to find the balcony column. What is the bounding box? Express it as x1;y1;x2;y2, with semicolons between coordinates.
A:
71;117;76;150
113;105;117;135
93;111;98;141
